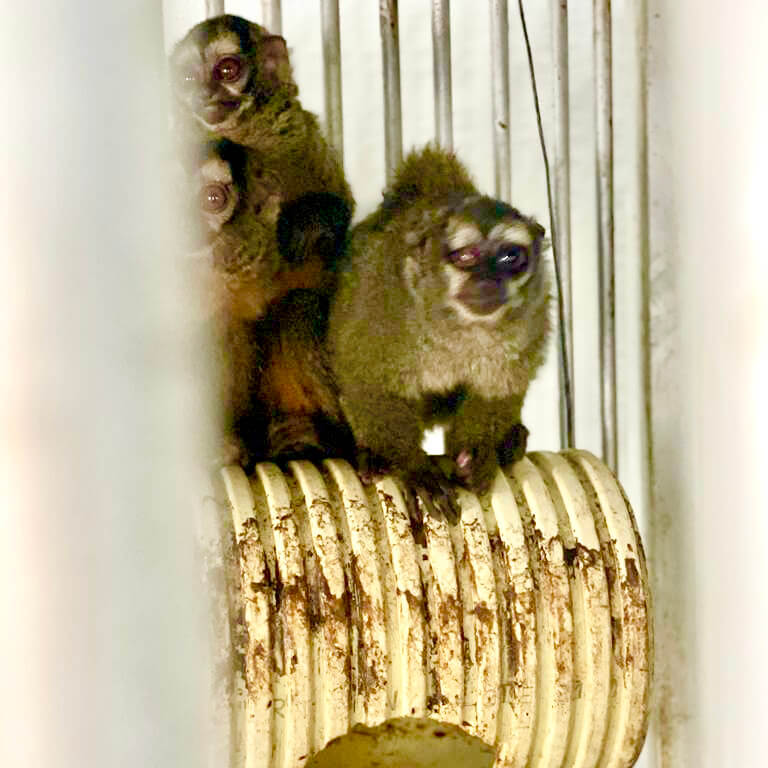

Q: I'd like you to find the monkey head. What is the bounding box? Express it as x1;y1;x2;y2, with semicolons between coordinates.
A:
186;141;350;321
183;140;282;319
170;14;297;135
403;196;547;325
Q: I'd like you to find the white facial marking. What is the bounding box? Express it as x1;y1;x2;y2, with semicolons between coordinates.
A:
488;221;533;245
445;220;482;252
200;156;232;185
206;36;241;59
404;254;424;305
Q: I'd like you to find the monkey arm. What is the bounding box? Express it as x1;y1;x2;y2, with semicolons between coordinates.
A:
276;192;352;278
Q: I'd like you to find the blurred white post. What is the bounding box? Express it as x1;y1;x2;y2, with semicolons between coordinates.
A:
646;1;768;765
0;3;214;767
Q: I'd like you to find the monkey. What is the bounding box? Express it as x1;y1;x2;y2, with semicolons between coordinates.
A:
328;145;550;513
186;140;354;467
169;14;353;218
170;16;356;467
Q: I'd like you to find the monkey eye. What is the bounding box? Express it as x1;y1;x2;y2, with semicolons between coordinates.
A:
447;246;483;269
495;243;530;275
212;55;243;82
201;183;230;213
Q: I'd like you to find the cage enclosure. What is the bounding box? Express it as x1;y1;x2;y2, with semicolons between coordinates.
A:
179;1;655;766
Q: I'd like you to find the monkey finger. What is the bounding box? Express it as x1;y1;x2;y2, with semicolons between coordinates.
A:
407;460;461;525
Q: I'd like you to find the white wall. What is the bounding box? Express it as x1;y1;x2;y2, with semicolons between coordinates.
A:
646;1;768;765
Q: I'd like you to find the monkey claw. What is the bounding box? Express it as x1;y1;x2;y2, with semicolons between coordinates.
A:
204;451;652;768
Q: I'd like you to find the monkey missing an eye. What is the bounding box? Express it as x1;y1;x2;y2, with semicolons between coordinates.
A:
329;145;550;507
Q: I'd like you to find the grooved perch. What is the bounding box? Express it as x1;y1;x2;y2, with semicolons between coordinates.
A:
213;451;652;768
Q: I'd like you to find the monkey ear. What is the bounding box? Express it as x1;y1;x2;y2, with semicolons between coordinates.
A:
277;193;352;270
260;35;294;87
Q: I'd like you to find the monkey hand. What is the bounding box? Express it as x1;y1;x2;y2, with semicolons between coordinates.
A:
406;457;461;525
355;448;394;485
453;444;499;496
354;450;460;525
496;422;530;467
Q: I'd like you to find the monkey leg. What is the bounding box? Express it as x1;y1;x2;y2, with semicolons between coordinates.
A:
342;390;427;475
446;396;525;494
342;389;460;523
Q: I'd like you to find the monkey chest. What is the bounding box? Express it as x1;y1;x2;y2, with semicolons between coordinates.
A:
407;338;528;401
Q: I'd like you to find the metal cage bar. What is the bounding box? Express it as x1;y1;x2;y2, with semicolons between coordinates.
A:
593;0;618;472
205;0;225;18
490;0;511;201
551;0;575;450
379;0;403;181
431;0;454;149
321;0;345;160
261;0;282;35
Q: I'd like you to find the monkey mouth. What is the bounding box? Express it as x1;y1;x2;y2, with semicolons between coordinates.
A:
201;99;242;125
456;278;508;315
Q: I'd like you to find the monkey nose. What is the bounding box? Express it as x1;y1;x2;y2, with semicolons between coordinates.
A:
457;277;508;315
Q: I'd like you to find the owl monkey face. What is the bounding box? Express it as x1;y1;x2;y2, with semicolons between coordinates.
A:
170;14;294;130
184;141;282;318
405;197;546;322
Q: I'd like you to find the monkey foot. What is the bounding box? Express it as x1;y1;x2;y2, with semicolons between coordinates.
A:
496;422;530;466
268;415;325;461
355;449;393;485
453;445;498;496
407;458;461;525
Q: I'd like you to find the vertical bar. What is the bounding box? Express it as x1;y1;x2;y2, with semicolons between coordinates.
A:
380;0;403;181
594;0;618;472
490;0;511;201
643;0;692;765
261;0;283;35
431;0;454;149
551;0;575;449
321;0;345;160
551;0;574;448
205;0;225;17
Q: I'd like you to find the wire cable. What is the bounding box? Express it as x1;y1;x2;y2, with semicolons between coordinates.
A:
517;0;575;446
